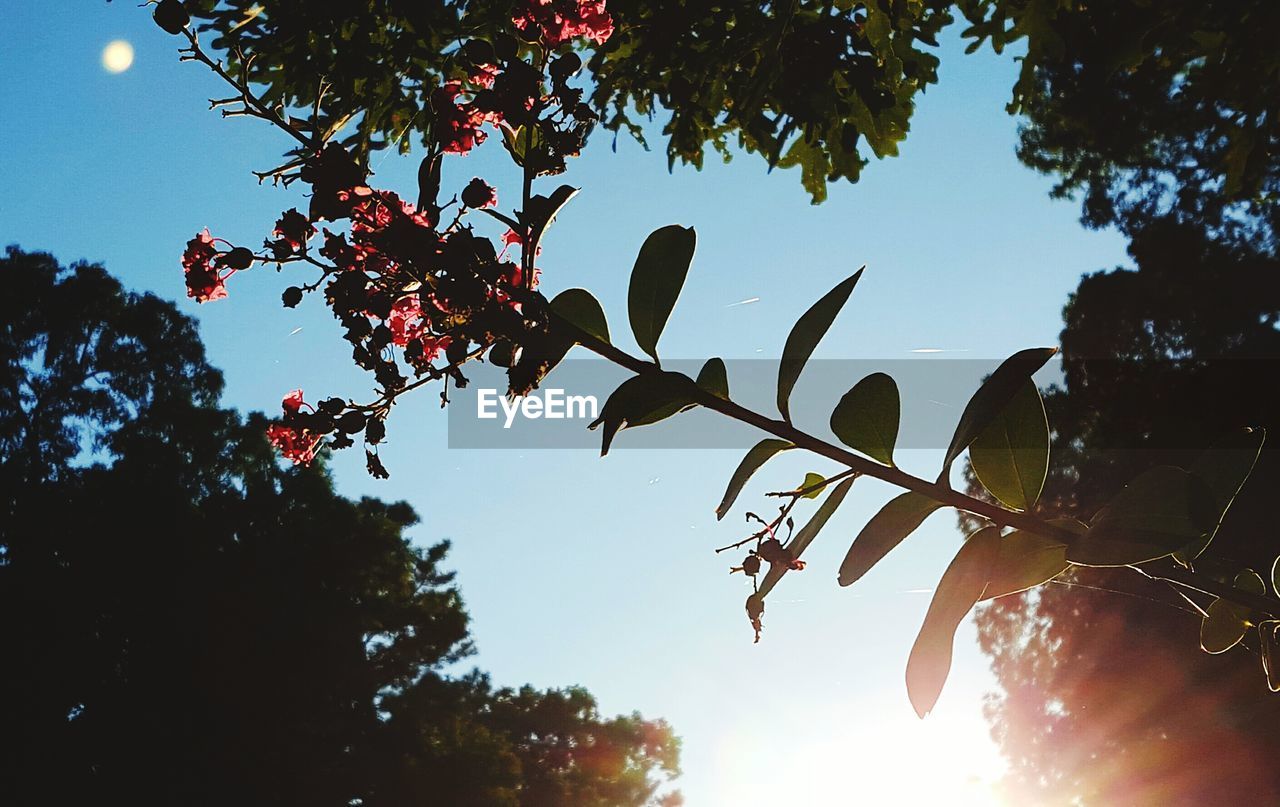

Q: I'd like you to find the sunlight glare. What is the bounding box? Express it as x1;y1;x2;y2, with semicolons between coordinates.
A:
712;703;1004;806
102;40;134;74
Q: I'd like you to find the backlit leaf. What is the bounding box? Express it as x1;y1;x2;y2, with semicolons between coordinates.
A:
1260;621;1280;692
969;379;1049;511
696;357;729;400
1200;570;1266;654
839;491;945;586
799;472;826;499
549;288;610;344
981;527;1072;601
777;268;864;423
906;526;1000;718
1178;427;1265;560
939;348;1057;480
627;225;696;362
716;439;793;520
830;371;899;466
527;185;579;255
1068;466;1216;566
588;372;694;456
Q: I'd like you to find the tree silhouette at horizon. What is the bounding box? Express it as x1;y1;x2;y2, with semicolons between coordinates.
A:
0;246;681;807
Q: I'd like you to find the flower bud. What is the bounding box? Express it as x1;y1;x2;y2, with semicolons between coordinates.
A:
337;410;368;434
221;246;254;270
550;52;582;82
461;177;497;209
459;39;497;67
153;0;190;35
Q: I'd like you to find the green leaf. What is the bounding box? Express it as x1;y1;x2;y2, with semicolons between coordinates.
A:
906;526;1001;718
627;225;696;362
695;357;729;400
830;371;899;466
788;476;856;558
500;123;546;168
839;491;945;586
777;268;864;423
1260;621;1280;692
549;288;610;344
981;525;1074;601
1068;466;1216;567
1273;555;1280;597
799;472;826;499
1178;427;1266;560
527;185;579;255
969;379;1049;511
716;439;793;520
588;372;694;456
1200;570;1266;654
757;476;857;599
939;348;1057;480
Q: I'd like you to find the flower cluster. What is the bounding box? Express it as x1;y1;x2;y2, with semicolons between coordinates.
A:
432;82;496;155
513;0;614;47
177;2;616;473
265;389;325;466
181;229;252;302
727;516;807;642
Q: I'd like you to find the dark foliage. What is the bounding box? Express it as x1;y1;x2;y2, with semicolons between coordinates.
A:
181;0;950;202
971;221;1280;804
0;247;679;807
960;0;1280;242
180;1;1280;221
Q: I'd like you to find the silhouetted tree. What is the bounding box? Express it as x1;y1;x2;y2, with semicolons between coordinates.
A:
960;0;1280;242
180;0;952;202
0;246;679;807
971;221;1280;804
179;0;1280;221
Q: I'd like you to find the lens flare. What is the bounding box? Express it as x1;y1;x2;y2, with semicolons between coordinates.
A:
102;40;134;74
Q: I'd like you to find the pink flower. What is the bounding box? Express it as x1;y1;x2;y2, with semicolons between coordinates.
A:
273;209;316;252
266;423;322;466
432;82;491;155
182;229;229;303
469;63;500;90
420;334;452;363
513;0;614;47
281;389;306;414
387;296;426;346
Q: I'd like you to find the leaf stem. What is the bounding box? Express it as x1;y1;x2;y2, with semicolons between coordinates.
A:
552;313;1280;617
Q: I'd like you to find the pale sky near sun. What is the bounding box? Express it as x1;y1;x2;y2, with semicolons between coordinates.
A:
0;6;1132;804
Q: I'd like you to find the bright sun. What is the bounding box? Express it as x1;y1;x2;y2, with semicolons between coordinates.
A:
102;40;134;74
711;702;1004;805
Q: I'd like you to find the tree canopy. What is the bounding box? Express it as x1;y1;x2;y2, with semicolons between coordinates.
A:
183;0;951;202
959;0;1280;240
0;246;680;807
180;0;1280;224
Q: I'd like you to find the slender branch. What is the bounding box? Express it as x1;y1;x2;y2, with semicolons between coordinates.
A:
521;123;536;290
767;468;858;498
548;312;1280;617
180;30;312;149
173;16;1280;624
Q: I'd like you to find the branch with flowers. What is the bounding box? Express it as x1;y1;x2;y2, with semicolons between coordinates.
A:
152;0;1280;715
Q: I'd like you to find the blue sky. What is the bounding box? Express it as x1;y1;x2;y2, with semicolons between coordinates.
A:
1;5;1130;804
